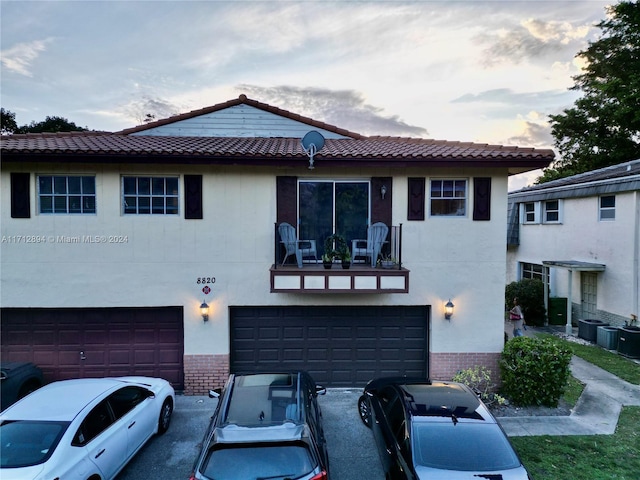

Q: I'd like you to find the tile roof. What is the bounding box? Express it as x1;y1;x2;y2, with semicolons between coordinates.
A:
1;94;554;171
1;133;554;168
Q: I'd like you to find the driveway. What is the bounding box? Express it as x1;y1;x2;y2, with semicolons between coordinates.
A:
118;388;384;479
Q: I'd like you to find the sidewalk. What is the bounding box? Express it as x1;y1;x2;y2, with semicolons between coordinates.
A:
498;323;640;436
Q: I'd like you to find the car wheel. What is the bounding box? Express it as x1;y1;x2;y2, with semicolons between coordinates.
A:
158;398;173;434
358;395;371;428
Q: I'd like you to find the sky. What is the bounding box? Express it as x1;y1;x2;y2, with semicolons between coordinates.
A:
0;0;613;189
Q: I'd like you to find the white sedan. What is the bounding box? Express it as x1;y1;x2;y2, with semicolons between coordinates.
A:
0;376;175;480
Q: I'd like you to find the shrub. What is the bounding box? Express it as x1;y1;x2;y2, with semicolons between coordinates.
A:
452;366;505;406
505;279;546;326
499;336;572;407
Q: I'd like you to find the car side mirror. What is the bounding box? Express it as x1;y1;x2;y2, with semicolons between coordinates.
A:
315;385;326;396
208;388;222;399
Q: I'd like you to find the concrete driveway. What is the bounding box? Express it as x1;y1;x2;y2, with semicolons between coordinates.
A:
118;388;384;480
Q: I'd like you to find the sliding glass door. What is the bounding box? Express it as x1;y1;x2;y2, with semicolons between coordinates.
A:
299;181;369;257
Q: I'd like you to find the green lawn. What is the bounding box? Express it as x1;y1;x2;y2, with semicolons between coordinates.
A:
511;333;640;479
512;407;640;480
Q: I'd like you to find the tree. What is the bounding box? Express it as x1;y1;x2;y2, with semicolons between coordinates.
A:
1;108;18;134
540;1;640;183
0;109;89;134
16;116;88;133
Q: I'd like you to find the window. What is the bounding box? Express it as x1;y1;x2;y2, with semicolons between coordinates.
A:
543;200;561;223
600;195;615;220
38;175;96;214
298;180;369;257
522;202;538;224
72;400;114;446
521;263;548;283
122;176;178;215
430;179;466;216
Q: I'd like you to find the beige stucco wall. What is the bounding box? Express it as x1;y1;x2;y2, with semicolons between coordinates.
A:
506;190;640;322
2;164;510;359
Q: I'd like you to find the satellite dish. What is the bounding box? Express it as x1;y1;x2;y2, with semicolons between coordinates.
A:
301;131;325;170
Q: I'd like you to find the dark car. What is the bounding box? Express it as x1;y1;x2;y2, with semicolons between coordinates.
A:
189;371;330;480
0;362;43;411
358;377;531;480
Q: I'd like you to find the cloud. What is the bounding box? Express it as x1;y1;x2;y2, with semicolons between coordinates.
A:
476;18;593;66
451;88;570;108
118;95;183;125
506;120;554;148
1;39;52;77
237;85;429;137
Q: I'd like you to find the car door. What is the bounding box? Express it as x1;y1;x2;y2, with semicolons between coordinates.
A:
370;386;414;480
73;399;128;480
107;386;157;459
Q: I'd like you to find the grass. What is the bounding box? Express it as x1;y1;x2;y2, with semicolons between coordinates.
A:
537;333;640;385
512;407;640;480
510;333;640;479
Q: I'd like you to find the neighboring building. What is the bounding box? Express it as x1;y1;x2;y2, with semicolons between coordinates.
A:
507;160;640;332
1;95;553;394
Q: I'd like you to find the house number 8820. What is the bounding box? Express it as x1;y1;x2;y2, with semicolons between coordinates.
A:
196;277;216;284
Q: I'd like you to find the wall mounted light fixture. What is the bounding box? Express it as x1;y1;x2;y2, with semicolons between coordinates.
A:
200;300;210;322
444;299;455;320
380;185;387;199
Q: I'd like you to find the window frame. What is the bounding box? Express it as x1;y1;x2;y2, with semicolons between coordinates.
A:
599;195;616;221
429;178;467;217
521;202;540;224
37;175;96;215
520;262;548;283
121;175;180;215
543;199;562;224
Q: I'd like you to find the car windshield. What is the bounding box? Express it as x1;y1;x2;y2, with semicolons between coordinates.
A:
412;422;521;471
202;443;315;480
0;420;69;468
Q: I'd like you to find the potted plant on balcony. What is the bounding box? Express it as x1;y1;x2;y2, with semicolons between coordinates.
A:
377;254;396;269
323;236;337;269
324;234;350;269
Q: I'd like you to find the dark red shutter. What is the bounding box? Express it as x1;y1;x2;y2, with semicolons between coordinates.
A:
371;177;392;226
277;176;297;226
184;175;203;219
407;177;425;221
473;177;491;221
11;173;30;218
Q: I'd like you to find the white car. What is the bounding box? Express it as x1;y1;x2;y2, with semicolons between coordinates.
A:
0;376;175;480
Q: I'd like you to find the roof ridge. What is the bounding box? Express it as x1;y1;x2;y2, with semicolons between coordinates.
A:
114;94;365;139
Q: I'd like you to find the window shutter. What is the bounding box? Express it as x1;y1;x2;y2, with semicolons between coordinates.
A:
407;177;425;221
473;177;491;221
277;176;297;226
371;177;392;226
184;175;203;219
11;173;30;218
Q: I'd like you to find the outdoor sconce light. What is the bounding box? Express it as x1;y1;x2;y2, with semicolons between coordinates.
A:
380;185;387;199
200;301;210;322
444;299;455;320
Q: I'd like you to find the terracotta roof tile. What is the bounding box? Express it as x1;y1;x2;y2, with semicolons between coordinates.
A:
1;134;554;163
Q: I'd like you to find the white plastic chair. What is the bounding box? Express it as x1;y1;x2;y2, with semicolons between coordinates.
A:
278;223;317;268
351;222;389;267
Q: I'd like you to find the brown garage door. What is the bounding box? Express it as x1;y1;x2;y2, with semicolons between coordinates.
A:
230;306;428;387
1;307;184;390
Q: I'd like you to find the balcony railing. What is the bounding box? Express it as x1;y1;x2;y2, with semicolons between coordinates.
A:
271;224;408;293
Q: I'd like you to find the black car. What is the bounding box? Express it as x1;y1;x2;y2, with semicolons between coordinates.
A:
190;371;330;480
358;377;531;480
0;361;43;411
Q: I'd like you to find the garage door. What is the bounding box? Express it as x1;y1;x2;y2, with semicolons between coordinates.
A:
1;307;184;390
230;306;428;387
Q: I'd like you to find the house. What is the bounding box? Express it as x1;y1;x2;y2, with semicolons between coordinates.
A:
507;159;640;334
1;94;553;394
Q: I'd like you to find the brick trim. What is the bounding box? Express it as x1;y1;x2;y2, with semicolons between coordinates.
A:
429;352;501;385
184;354;229;395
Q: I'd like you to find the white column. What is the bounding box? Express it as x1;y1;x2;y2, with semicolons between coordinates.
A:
566;269;574;335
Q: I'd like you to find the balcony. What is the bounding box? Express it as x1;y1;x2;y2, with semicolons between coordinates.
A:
271;224;409;294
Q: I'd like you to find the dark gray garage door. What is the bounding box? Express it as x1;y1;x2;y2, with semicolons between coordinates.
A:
230;306;428;387
1;307;184;390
